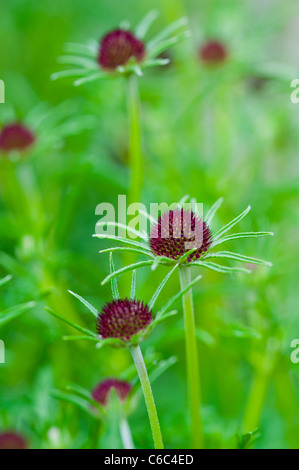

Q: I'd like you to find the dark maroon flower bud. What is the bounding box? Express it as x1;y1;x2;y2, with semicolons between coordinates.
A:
199;40;227;65
98;29;146;70
149;208;212;262
0;432;27;449
0;123;35;152
97;298;153;342
92;379;132;406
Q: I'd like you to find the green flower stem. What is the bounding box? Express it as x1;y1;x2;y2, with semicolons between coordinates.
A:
119;416;135;449
127;73;143;206
179;265;203;449
130;345;164;449
243;340;277;434
0;161;31;228
243;367;269;433
242;344;275;434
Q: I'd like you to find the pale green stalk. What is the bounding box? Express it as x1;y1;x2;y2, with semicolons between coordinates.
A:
243;368;269;433
127;74;143;206
179;265;203;449
119;416;135;449
130;345;164;449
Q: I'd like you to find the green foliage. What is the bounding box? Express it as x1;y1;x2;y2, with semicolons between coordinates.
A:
0;0;297;450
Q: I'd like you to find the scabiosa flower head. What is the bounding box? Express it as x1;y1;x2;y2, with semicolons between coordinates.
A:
0;432;27;449
199;40;227;65
149;208;212;262
98;29;146;70
0;123;35;152
97;298;153;342
92;379;132;406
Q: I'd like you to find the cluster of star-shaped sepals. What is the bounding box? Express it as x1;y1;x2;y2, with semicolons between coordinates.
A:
45;251;201;349
51;11;190;86
93;196;273;285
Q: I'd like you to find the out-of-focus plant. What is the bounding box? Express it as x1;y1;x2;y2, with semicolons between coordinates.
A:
0;275;36;327
52;11;190;205
52;353;176;449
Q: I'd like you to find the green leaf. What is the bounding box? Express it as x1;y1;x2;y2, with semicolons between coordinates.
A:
192;260;251;274
205;251;272;267
205;197;224;225
149;356;177;384
148;16;188;49
63;41;97;57
97;222;147;241
65;384;105;413
62;335;99;342
51;390;95;417
147;32;190;59
152;309;178;325
148;263;179;310
179;247;201;264
99;246;153;258
93;234;151;251
143;58;170;69
95;221;148;241
133;65;143;77
95;337;125;349
101;260;154;286
157;274;202;317
0;301;36;327
57;55;97;69
68;290;98;317
213;206;251;240
74;72;106;86
196;328;216;346
51;69;87;81
45;307;97;338
110;253;119;300
0;274;12;288
65;384;93;401
135;10;159;39
213;231;274;247
237;429;260;449
222;323;262;340
178;194;190;207
130;270;136;300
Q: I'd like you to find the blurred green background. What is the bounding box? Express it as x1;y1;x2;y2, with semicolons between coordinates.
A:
0;0;299;449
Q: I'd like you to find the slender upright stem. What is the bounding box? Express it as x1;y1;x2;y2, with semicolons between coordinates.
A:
243;339;276;434
119;416;135;450
130;345;164;449
179;265;203;449
243;368;269;433
127;74;143;206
